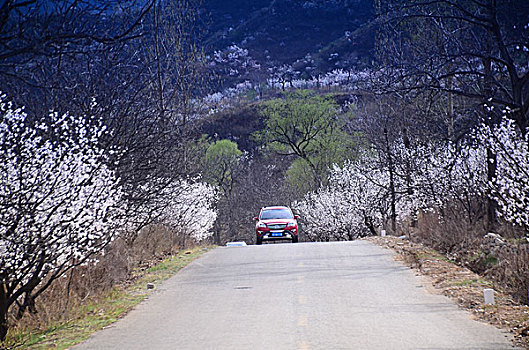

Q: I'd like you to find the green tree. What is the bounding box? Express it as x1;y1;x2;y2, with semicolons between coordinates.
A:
204;139;243;244
255;90;356;194
205;139;243;194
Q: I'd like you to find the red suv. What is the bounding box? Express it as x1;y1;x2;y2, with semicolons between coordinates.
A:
253;206;300;245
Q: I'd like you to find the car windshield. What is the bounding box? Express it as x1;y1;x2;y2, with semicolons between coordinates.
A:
260;208;293;220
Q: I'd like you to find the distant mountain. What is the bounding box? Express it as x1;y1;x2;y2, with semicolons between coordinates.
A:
201;0;375;83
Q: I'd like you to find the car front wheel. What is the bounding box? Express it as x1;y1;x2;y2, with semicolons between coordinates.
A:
292;235;298;243
256;235;263;245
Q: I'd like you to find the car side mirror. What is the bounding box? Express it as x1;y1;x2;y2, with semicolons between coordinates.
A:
294;215;300;219
253;217;259;221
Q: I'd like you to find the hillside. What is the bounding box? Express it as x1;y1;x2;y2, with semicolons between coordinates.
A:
201;0;375;78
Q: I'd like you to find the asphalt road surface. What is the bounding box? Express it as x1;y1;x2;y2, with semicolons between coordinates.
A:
77;241;518;349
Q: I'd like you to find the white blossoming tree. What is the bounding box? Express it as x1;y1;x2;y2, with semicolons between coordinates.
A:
295;137;491;242
477;117;529;233
159;179;218;243
409;141;488;223
295;152;388;241
0;96;123;340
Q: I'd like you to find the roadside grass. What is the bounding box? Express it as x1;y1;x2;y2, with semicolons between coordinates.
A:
416;251;451;263
4;247;213;350
452;278;493;287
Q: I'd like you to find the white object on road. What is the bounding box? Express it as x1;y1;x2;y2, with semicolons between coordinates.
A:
380;230;386;237
483;288;495;305
226;241;247;247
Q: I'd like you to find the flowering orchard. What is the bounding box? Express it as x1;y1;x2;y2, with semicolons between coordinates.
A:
294;159;387;240
0;96;124;339
159;179;218;242
0;95;219;340
200;67;374;114
478;117;529;231
295;115;528;241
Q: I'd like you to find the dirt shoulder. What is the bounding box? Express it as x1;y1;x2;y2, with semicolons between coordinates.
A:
366;236;529;349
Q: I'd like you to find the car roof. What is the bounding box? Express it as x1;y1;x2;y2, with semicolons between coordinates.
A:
261;206;290;210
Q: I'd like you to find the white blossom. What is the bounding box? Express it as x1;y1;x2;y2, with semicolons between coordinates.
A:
476;117;529;231
0;94;124;286
159;180;218;241
294;150;388;240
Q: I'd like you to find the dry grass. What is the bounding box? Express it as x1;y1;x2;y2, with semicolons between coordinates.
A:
484;243;529;307
3;225;210;349
410;205;529;306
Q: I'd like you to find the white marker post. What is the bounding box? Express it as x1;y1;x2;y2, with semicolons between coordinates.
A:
380;230;386;237
483;288;495;305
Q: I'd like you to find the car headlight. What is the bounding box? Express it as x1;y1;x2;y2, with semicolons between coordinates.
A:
286;222;296;228
257;222;267;228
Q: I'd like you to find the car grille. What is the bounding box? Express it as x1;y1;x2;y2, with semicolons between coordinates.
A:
267;224;287;230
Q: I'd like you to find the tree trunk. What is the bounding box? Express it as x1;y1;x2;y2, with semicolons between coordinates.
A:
483;56;498;232
364;215;377;236
0;318;6;343
447;75;455;141
0;276;8;341
486;148;498;232
384;128;397;233
214;220;221;245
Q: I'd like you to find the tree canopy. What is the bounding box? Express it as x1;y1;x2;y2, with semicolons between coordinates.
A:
255;90;357;193
205;139;243;194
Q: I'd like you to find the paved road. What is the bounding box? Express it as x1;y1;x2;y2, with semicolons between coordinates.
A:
77;241;517;349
